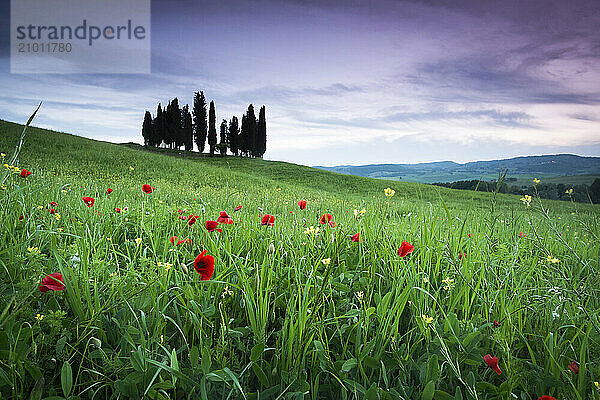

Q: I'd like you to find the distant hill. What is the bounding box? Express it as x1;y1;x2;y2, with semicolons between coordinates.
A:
315;154;600;184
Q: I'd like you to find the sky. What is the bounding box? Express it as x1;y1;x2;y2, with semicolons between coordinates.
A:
0;0;599;166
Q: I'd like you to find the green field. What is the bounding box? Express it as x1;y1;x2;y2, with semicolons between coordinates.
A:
1;119;599;399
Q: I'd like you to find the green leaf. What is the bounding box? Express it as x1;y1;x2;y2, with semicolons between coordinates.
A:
341;358;358;372
250;342;265;362
61;361;73;398
421;381;435;400
252;363;270;387
432;390;454;400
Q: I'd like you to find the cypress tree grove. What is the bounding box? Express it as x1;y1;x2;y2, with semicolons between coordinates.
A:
208;100;217;155
142;111;153;146
219;119;228;156
193;91;207;153
228;116;239;156
257;105;267;158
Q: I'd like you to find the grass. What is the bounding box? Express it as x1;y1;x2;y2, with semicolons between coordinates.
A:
0;118;599;399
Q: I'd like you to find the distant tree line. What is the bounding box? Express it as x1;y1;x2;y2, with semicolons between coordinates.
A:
432;178;600;204
141;91;267;157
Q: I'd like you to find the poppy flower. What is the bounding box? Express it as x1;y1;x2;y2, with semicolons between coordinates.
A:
459;252;466;261
205;220;222;232
493;320;500;328
82;197;95;207
483;354;502;375
518;231;526;238
351;233;360;242
170;236;177;245
48;208;57;214
20;169;32;178
298;200;307;210
106;188;113;194
19;215;25;221
142;184;153;194
467;233;472;237
537;397;556;400
234;205;243;212
319;214;333;225
194;250;215;280
329;221;337;228
180;238;191;245
569;361;579;374
216;211;233;224
115;207;121;213
261;214;275;226
188;214;197;226
397;241;414;257
39;272;65;292
49;201;57;207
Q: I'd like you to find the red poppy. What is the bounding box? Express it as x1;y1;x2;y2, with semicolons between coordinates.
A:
537;397;557;400
82;197;95;207
188;214;197;226
142;184;153;194
115;207;121;213
483;354;502;375
170;236;177;245
261;214;275;226
397;241;414;257
493;320;500;328
518;231;526;238
319;213;333;225
48;208;57;214
329;221;337;227
234;205;243;212
459;252;466;261
20;169;32;178
179;238;191;245
194;250;215;280
106;188;113;194
569;361;579;374
467;233;472;238
178;215;187;220
39;272;65;292
205;220;222;232
49;201;57;207
19;215;25;221
351;233;360;242
217;211;233;224
298;200;307;210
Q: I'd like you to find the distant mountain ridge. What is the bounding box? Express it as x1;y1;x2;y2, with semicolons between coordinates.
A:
315;154;600;183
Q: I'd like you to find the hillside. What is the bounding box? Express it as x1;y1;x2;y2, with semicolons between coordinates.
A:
2;119;588;213
316;154;600;184
1;119;599;399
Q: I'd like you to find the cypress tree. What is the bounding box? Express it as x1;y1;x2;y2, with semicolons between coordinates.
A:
240;114;248;157
246;104;257;157
182;105;193;151
153;104;164;147
169;98;180;149
208;100;217;155
257;105;267;158
219;119;228;156
142;111;152;146
193;91;207;153
228;116;239;156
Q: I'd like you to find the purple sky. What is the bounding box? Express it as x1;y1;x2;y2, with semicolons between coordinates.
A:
1;0;599;166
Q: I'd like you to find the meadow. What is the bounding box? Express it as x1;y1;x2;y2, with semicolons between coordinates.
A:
0;118;599;400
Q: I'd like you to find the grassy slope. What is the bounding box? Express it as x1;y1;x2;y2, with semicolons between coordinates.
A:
1;119;599;399
2;119;596;215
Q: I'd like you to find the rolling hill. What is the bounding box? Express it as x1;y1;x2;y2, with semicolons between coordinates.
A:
315;154;600;184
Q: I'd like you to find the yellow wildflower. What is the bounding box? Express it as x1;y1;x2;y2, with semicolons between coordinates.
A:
35;313;44;321
421;314;434;324
533;178;540;184
27;247;39;254
384;187;395;197
304;226;320;236
565;188;573;195
546;255;560;264
321;258;331;265
520;195;532;206
134;238;142;245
